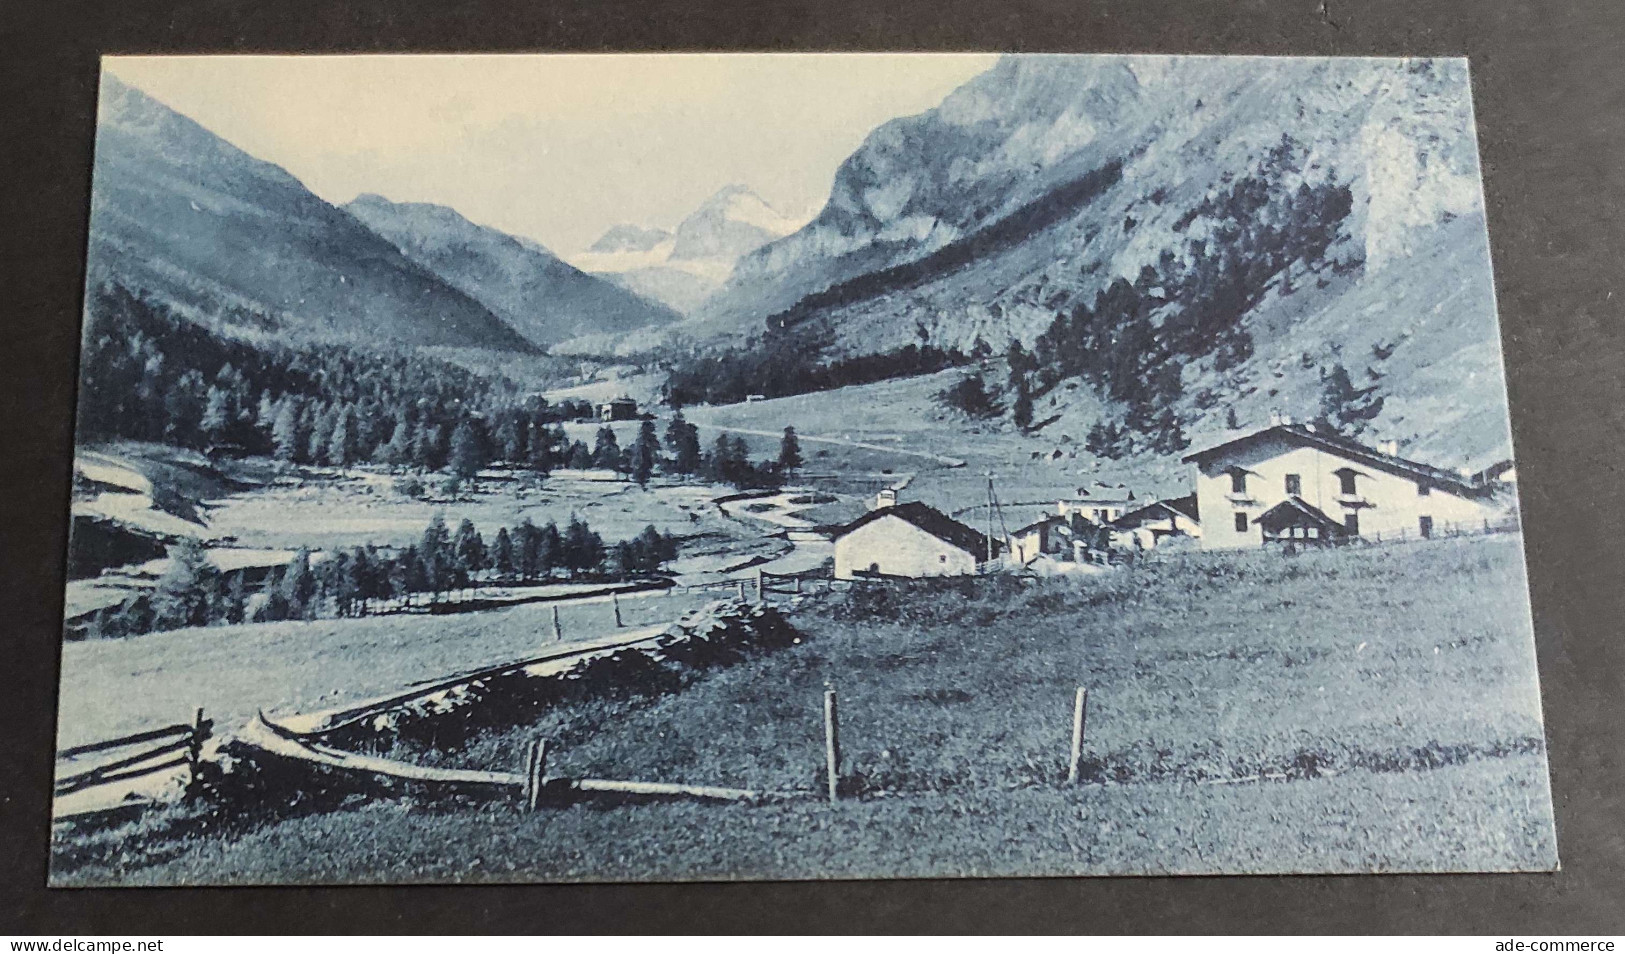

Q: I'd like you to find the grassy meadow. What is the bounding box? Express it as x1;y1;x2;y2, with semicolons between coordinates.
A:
52;534;1557;884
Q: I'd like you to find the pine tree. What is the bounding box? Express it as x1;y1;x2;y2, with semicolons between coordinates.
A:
666;411;702;476
413;422;443;471
495;415;524;464
1316;363;1384;436
777;425;803;475
346;547;373;616
1012;384;1034;432
391;545;419;608
592;426;622;471
629;420;660;487
223;572;247;625
514;518;539;580
164;371;205;443
420;515;452;601
448;420;487;479
271;397;302;461
378;410;413;466
151;538;217;630
537;520;561;578
280;549;317;620
453;518;487;588
492;527;514;579
528;429;554;474
563;514;603;575
1225;405;1241;430
200;386;231;443
255;390;277;430
327;406;354;469
307;404;336;466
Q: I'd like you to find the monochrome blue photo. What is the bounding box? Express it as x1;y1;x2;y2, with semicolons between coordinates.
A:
52;53;1556;884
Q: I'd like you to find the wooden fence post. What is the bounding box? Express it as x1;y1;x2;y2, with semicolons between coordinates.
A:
186;707;206;788
755;568;765;602
823;688;841;803
523;738;549;812
1066;687;1089;786
736;579;747;601
551;605;563;642
612;591;623;628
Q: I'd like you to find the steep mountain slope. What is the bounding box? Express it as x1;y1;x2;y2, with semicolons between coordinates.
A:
572;185;804;314
86;74;535;353
345;195;680;348
688;56;1508;464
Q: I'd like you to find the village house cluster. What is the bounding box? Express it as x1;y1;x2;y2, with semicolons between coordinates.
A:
831;418;1517;579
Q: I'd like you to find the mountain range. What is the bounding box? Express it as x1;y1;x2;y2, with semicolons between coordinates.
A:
87;57;1514;467
345;194;678;348
672;56;1510;464
85;74;677;353
572;185;805;314
85;75;537;352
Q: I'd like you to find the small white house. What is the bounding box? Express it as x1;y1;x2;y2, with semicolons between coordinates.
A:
833;501;1001;580
1181;423;1506;549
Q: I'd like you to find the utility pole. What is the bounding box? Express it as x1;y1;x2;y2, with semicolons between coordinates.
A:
986;475;995;565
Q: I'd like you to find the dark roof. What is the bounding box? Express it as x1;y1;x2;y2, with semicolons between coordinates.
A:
1256;496;1349;536
1013;513;1069;535
1112;494;1200;529
1182;424;1489;498
837;502;1001;558
1165;493;1199;521
1471;459;1516;484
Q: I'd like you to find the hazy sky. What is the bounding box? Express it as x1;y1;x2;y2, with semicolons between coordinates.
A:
105;54;997;256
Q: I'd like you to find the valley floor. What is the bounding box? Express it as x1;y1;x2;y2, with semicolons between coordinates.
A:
52;534;1557;884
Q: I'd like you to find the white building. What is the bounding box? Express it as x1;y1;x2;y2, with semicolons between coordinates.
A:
1057;484;1138;525
833;501;1001;580
1181;423;1506;550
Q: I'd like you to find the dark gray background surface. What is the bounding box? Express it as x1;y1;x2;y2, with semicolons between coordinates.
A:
2;0;1621;934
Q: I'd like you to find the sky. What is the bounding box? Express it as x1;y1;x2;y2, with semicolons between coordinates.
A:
104;54;998;257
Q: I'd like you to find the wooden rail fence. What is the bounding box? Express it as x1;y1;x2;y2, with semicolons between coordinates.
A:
55;708;211;798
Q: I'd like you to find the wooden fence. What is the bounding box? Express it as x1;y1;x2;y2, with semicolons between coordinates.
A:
55;709;211;798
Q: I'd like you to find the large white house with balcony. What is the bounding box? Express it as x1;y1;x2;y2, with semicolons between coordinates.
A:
1181;422;1506;549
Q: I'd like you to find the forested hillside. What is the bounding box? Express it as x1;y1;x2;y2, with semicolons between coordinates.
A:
87;74;535;352
667;57;1511;467
76;284;582;472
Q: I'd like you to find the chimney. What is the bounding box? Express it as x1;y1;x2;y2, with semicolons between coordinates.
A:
875;488;898;510
1379;439;1399;456
1268;409;1283;426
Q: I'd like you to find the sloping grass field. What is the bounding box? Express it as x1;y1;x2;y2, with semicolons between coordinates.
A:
53;534;1556;884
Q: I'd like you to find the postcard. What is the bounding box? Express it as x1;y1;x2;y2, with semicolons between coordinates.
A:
52;53;1555;884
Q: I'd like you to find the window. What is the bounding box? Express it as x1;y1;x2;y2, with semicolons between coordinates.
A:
1418;482;1431;497
1419;515;1433;538
1284;473;1301;496
1230;470;1247;494
1344;512;1360;536
1234;512;1249;532
1338;471;1358;496
939;553;948;563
